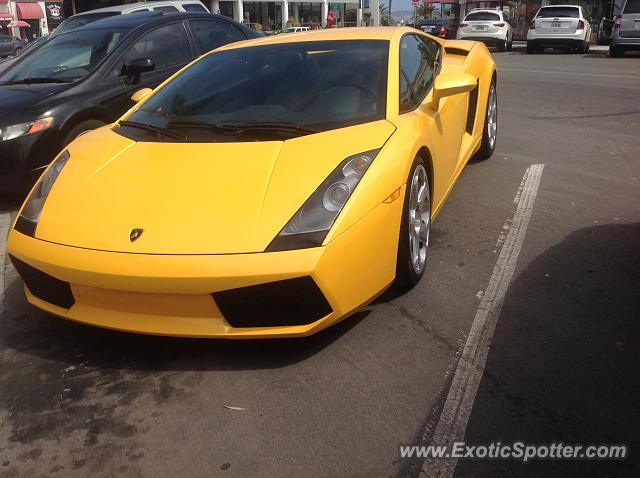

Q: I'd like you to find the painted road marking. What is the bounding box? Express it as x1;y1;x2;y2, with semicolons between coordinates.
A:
421;164;545;478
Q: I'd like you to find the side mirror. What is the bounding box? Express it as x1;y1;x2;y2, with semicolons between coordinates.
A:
131;87;152;103
431;73;477;110
124;57;155;84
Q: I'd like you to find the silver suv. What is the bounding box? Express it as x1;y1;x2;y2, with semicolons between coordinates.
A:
610;0;640;56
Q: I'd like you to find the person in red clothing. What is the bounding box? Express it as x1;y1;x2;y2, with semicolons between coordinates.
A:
326;10;335;28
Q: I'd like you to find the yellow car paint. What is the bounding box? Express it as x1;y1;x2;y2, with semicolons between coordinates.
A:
8;27;496;338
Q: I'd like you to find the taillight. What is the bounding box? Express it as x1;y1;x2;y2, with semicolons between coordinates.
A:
529;20;535;30
493;23;505;27
459;22;468;28
614;16;622;29
439;26;447;37
577;20;585;30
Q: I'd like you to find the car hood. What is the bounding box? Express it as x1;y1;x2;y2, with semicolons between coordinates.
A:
0;83;70;124
35;120;396;254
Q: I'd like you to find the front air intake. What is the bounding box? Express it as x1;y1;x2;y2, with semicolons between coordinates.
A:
10;255;75;309
213;276;332;328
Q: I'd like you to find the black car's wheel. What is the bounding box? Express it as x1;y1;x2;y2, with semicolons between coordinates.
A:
526;41;535;54
609;46;624;57
395;156;431;292
473;79;497;161
62;119;106;147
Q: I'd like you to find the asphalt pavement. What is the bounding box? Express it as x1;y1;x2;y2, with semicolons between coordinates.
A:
1;48;639;478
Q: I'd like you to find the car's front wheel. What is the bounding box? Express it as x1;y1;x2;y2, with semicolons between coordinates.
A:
395;156;431;291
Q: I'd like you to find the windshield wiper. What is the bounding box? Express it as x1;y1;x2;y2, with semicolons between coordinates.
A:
2;77;73;85
167;121;318;137
118;120;186;141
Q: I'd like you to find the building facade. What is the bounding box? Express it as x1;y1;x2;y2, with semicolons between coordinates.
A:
1;0;65;39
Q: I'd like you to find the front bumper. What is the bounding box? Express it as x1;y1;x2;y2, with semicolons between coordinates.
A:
0;129;58;190
7;193;404;338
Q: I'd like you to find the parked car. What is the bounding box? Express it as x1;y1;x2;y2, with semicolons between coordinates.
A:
7;28;498;338
0;35;25;58
457;9;513;52
49;0;209;39
527;5;592;54
0;12;259;191
610;0;640;57
0;36;48;73
418;19;457;39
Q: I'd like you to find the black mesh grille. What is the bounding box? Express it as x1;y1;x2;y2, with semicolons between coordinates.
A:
466;82;479;134
10;255;75;309
213;276;332;328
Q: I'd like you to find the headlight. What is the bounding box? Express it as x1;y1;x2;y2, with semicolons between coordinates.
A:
14;150;69;236
0;117;54;141
266;149;379;252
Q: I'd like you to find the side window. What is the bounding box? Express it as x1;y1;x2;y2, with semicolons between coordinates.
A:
183;3;208;12
188;19;245;55
399;34;440;113
124;23;192;70
153;6;180;12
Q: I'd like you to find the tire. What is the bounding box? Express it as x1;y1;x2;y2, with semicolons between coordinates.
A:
395;156;431;292
62;119;105;147
507;38;513;51
473;79;497;161
13;47;22;56
526;41;535;54
609;46;624;57
497;37;507;52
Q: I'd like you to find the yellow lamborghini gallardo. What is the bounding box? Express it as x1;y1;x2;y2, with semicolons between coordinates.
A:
8;27;497;338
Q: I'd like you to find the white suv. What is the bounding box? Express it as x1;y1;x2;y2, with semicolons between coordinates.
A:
527;5;592;54
457;9;513;52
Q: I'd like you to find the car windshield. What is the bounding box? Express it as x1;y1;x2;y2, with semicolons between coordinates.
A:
49;12;119;38
537;7;579;18
465;12;501;21
122;40;389;142
0;27;127;84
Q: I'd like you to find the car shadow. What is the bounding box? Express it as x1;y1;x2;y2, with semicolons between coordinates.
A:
455;222;640;477
0;273;369;373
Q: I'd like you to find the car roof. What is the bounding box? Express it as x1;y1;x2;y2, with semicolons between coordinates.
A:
466;9;503;14
67;11;224;33
538;4;580;7
74;0;203;15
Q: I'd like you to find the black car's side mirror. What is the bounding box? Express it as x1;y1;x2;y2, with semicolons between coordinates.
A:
124;57;155;84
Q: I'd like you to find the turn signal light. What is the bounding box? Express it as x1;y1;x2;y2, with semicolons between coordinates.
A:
529;20;535;29
577;20;585;30
459;22;468;27
493;22;505;27
439;26;447;36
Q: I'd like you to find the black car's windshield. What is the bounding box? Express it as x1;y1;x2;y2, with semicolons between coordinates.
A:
49;12;119;38
0;27;126;84
122;40;389;142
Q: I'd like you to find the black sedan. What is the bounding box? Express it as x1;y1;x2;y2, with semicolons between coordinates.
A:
0;12;260;191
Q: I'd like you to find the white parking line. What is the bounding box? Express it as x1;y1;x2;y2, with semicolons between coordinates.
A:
421;164;545;478
0;211;12;314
